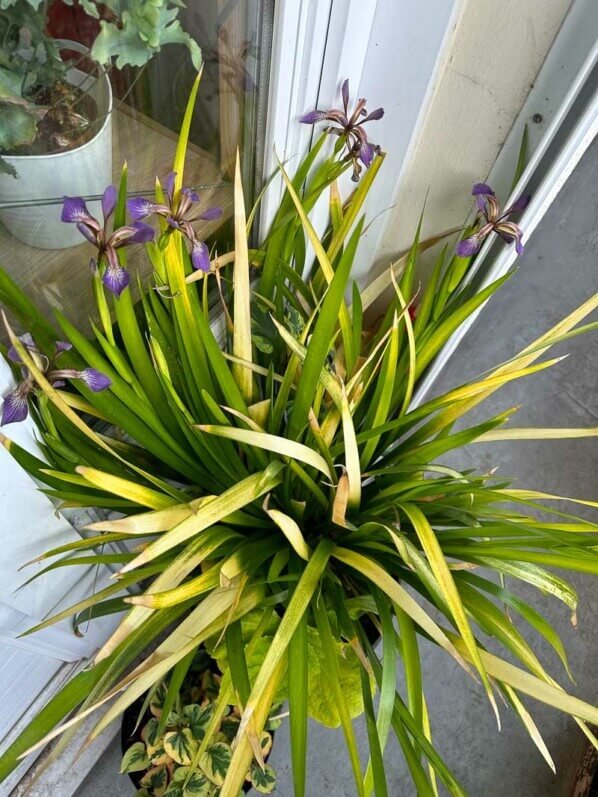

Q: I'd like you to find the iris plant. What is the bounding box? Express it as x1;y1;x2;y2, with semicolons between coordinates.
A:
62;186;155;297
300;79;384;180
1;334;110;425
457;182;531;257
127;172;223;272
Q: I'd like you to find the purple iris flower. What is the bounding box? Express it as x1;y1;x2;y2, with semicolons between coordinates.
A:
300;79;384;181
62;186;155;297
127;174;222;272
1;334;111;426
456;183;531;257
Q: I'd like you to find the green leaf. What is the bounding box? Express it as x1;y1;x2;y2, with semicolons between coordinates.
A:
120;741;150;774
287;223;356;439
140;764;168;794
183;704;214;741
312;599;364;796
200;741;232;786
251;763;277;794
164;727;199;766
182;770;214;796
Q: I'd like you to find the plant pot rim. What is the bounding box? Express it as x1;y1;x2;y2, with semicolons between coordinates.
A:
3;38;113;164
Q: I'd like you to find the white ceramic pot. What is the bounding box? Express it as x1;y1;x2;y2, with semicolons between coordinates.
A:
0;40;113;250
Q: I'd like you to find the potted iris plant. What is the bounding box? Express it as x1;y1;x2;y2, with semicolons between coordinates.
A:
0;0;200;249
0;72;597;796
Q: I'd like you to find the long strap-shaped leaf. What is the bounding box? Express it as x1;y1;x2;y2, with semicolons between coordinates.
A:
197;424;332;479
232;151;254;402
447;632;598;725
221;539;335;796
95;527;239;662
118;463;285;573
75;467;177;510
286;231;354;439
475;426;598;441
399;502;500;723
333;547;471;675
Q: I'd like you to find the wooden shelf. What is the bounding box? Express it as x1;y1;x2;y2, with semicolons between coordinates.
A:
0;103;232;334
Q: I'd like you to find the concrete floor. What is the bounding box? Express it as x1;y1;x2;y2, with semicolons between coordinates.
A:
77;138;598;796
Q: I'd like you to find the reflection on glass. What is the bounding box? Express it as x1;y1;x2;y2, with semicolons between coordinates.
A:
0;0;272;332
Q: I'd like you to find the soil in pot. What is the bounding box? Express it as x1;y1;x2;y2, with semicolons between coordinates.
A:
7;78;100;156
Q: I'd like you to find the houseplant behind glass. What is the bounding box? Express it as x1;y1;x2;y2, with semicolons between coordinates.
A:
0;0;201;248
0;72;598;795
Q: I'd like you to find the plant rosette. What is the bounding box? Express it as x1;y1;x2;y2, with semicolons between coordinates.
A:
1;72;598;797
121;649;279;796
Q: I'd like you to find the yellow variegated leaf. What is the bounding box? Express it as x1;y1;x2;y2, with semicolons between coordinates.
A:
340;387;360;510
476;427;598;442
118;464;284;574
333;547;471;675
232;151;254;403
76;467;177;510
197;425;332;479
263;498;311;561
400;502;500;725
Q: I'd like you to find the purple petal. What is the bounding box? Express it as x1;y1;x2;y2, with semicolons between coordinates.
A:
359;142;375;168
198;206;223;222
508;193;531;214
341;79;349;110
77;368;111;392
51;380;66;388
127;196;156;220
362;107;384;122
62;196;92;224
101;185;117;221
55;340;72;354
76;222;98;245
456;236;482;257
299;110;327;124
472;183;495;197
127;221;155;244
102;263;130;297
475;195;487;213
182;188;201;204
1;388;29;425
515;238;524;255
164;171;176;201
167;217;181;230
190;239;210;272
7;332;36;364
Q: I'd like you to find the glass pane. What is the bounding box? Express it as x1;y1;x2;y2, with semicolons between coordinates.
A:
0;0;273;332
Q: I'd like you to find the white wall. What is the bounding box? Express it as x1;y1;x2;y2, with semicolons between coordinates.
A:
370;0;573;276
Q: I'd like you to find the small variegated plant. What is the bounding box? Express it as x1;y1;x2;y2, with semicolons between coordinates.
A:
120;650;278;796
0;73;598;797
